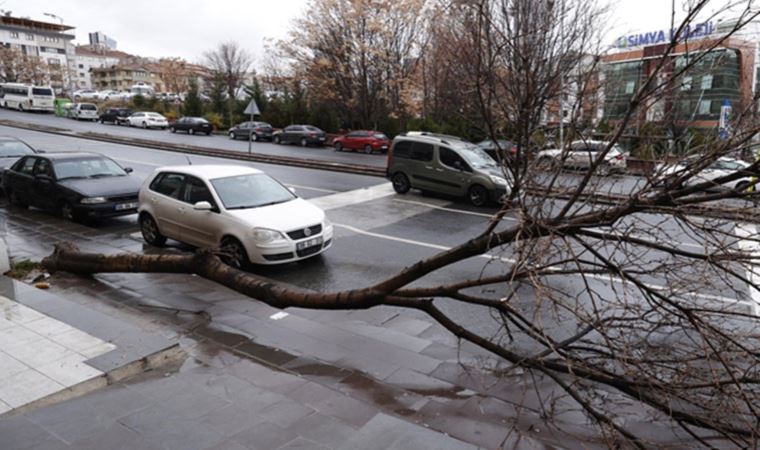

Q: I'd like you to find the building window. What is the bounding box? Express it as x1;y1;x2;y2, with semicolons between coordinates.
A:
624;81;635;94
26;34;33;41
78;64;83;69
681;76;692;91
79;72;85;77
698;100;711;115
701;74;713;90
10;32;18;38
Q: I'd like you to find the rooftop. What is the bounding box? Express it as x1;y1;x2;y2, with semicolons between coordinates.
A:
0;15;74;32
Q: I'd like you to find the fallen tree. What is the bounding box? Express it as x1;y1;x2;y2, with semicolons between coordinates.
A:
39;1;760;448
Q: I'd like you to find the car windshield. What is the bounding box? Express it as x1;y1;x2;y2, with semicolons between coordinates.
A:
147;113;163;118
712;159;748;171
211;173;296;209
459;145;498;169
0;141;34;157
80;104;96;110
305;126;322;132
373;133;388;140
54;157;127;180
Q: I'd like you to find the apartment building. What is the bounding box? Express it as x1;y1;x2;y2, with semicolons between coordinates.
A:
0;14;76;92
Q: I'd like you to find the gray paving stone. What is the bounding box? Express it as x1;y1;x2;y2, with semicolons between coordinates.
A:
0;415;63;450
232;421;299;450
335;413;479;450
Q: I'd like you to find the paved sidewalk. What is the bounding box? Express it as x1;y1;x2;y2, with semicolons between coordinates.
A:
0;201;584;449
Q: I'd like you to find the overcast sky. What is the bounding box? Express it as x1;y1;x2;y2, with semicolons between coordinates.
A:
0;0;739;64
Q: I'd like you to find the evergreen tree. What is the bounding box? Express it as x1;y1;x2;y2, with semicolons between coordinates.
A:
183;78;203;117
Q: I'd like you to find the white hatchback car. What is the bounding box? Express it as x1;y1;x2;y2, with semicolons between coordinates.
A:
127;112;168;129
536;140;627;174
137;165;333;267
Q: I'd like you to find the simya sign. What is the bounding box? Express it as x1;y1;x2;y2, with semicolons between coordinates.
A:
615;22;716;49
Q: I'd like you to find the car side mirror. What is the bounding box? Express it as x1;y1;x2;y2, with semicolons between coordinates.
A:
124;167;133;173
288;187;296;194
36;149;46;154
193;201;213;211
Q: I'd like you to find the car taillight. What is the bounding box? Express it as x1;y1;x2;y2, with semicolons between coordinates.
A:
310;133;316;137
615;154;623;160
510;146;517;154
255;128;262;132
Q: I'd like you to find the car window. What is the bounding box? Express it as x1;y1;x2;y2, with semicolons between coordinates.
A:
211;173;296;209
0;140;35;157
32;88;52;96
410;142;434;162
33;159;53;177
54;157;127;180
288;126;302;132
439;147;470;171
80;104;97;111
150;173;185;199
17;156;36;175
346;132;361;138
392;140;412;159
182;176;216;205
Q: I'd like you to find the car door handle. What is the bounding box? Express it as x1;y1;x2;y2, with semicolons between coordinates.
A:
435;168;444;172
425;166;433;170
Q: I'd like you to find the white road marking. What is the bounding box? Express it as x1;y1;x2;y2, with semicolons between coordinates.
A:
309;183;396;210
394;198;510;219
334;222;752;309
735;224;760;316
269;312;289;320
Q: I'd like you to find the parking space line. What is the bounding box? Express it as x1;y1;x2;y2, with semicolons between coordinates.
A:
334;222;751;308
735;224;760;315
393;198;514;220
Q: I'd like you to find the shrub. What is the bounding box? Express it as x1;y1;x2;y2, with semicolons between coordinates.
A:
163;110;178;122
204;112;224;131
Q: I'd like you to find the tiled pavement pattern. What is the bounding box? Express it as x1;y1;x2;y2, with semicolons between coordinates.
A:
0;295;115;415
0;204;593;449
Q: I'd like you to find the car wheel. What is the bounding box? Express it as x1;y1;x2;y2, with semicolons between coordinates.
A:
596;162;611;177
363;144;373;154
206;131;211;136
274;135;281;144
170;126;176;133
99;119;104;124
139;213;167;246
392;172;411;194
8;189;27;208
59;202;80;222
220;237;249;270
735;181;750;193
229;131;236;140
300;137;308;147
18;103;23;112
189;128;195;135
468;185;489;207
334;142;343;152
141;122;147;129
253;133;259;142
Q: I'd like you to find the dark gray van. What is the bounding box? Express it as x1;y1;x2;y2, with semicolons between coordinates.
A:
386;132;510;206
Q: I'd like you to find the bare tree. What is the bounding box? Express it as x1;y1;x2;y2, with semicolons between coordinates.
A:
203;42;253;125
280;0;428;129
155;57;190;94
40;1;760;447
0;47;50;85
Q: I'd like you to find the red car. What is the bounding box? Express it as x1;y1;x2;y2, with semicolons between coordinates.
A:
332;130;391;154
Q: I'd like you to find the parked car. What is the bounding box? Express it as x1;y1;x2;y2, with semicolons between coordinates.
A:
99;108;133;125
659;156;754;192
72;89;98;101
476;139;518;162
170;117;213;135
127;112;168;129
138;165;333;268
332;130;390;154
95;90;121;101
272;125;327;147
3;152;139;222
535;140;627;174
67;103;99;121
0;136;38;182
228;121;273;141
386;131;510;206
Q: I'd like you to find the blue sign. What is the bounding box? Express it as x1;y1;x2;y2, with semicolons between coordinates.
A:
615;22;715;49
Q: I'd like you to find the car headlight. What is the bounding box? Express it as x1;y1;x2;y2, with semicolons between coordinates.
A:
80;197;108;204
252;228;286;244
324;217;332;229
490;175;507;185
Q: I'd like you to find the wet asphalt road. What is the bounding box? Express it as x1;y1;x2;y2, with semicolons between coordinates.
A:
0;108;389;167
0;123;753;336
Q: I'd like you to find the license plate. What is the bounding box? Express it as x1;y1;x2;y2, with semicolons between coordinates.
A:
296;236;323;250
114;202;138;211
319;137;325;141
